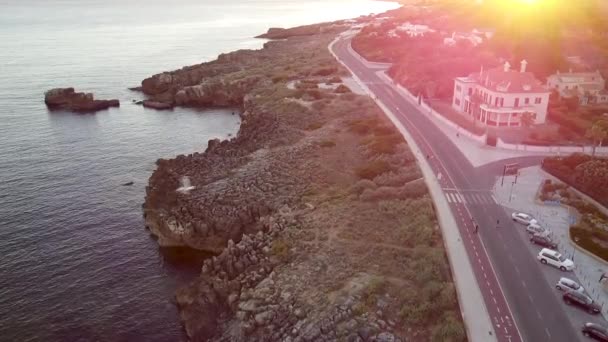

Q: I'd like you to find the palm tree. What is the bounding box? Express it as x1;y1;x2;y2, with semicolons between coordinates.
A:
586;120;608;156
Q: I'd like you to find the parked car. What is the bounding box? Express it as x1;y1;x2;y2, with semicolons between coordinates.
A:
530;234;557;249
556;277;585;294
564;291;601;314
526;223;550;237
582;322;608;341
512;212;538;225
537;248;574;271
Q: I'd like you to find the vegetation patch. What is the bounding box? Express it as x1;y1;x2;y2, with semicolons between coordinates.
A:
355;160;394;180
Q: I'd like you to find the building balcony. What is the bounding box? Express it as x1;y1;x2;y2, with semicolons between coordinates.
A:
479;103;535;114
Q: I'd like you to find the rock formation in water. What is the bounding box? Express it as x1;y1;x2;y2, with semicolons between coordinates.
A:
44;88;119;113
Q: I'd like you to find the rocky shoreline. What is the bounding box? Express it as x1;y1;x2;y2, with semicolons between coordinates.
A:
142;21;465;342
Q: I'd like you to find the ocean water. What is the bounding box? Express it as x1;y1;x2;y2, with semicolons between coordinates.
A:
0;0;399;341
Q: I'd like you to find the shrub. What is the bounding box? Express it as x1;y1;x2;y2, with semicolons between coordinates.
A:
271;73;290;84
271;239;292;262
306;121;324;130
319;140;335;148
313;67;338;76
355;160;394;180
430;312;466;342
347;118;378;135
327;76;341;83
350;179;378;194
335;84;351;93
401;180;428;198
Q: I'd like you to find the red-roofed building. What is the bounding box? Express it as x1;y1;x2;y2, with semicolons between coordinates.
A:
452;60;550;127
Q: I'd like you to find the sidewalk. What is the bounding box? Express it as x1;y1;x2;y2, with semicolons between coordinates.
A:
329;35;498;342
493;166;608;321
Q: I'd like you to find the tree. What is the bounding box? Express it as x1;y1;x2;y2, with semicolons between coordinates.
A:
520;111;535;141
585;120;608;156
425;81;437;100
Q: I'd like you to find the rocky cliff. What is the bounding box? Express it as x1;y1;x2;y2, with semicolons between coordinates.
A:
143;24;465;342
44;88;119;113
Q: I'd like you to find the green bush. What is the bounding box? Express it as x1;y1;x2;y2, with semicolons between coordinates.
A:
430;312;466;342
319;140;336;148
313;67;338;76
306;121;324;130
335;84;351;93
355;160;394;180
271;239;292;262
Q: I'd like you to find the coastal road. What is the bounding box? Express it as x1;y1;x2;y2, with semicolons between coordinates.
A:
331;36;583;342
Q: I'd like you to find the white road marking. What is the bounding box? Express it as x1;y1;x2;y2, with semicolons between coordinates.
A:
446;193;452;203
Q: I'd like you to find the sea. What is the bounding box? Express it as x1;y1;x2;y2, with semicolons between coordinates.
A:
0;0;399;341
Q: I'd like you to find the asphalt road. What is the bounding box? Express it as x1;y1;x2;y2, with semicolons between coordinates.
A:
332;36;584;342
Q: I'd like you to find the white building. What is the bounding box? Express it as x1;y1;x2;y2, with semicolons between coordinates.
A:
443;31;483;47
452;60;550;127
546;70;608;105
388;22;434;38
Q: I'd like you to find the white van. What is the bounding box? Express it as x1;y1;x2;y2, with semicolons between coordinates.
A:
537;248;574;271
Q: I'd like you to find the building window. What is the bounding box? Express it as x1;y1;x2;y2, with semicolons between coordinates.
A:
495;97;499;106
455;98;461;106
535;97;542;104
514;98;520;107
499;97;504;107
565;85;569;90
525;97;530;105
456;85;462;92
468;88;473;95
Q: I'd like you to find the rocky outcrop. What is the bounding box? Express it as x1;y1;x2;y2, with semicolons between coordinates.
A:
255;23;347;39
44;88;119;113
142;100;173;110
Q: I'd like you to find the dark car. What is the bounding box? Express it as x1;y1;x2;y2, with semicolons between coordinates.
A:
530;234;557;249
582;322;608;341
564;291;602;314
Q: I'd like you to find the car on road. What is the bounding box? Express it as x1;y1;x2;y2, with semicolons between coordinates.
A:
564;291;601;314
530;234;557;249
537;248;574;271
512;212;538;225
526;223;551;237
582;322;608;341
556;277;585;294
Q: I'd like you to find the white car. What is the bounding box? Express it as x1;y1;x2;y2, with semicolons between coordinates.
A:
537;248;574;271
512;212;538;225
556;277;585;294
526;223;550;237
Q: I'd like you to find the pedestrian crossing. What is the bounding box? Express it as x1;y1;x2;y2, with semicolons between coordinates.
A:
444;190;497;205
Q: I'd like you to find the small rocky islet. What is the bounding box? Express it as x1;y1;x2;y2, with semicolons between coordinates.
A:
44;87;119;113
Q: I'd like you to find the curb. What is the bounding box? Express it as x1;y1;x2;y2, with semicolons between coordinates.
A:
329;36;497;342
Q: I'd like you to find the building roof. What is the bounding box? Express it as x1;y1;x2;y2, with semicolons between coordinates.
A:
579;83;603;91
468;66;548;93
551;71;603;84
